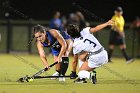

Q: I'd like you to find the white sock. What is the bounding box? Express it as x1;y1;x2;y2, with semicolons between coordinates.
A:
78;60;84;68
78;70;90;79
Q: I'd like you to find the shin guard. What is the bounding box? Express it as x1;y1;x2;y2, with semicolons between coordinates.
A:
60;57;69;75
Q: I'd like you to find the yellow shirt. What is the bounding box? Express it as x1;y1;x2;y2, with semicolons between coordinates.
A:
111;15;125;32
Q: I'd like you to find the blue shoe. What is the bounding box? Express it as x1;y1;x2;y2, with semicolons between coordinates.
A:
70;71;78;79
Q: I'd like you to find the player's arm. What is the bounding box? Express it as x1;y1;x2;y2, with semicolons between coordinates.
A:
89;20;114;33
37;41;49;68
65;39;73;57
114;25;125;37
114;22;125;37
49;29;67;62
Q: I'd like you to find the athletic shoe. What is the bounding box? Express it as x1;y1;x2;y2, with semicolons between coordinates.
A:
51;72;59;80
59;76;65;82
108;59;113;63
74;78;87;83
90;71;97;84
126;58;135;64
70;71;78;79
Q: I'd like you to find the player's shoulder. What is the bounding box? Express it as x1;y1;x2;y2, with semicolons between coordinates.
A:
112;15;117;20
82;27;91;31
80;27;91;35
120;15;124;20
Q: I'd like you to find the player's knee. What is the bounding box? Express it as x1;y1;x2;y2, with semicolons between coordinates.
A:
109;45;115;49
120;44;126;49
78;70;90;79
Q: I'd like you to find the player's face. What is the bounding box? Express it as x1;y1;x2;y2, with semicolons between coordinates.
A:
34;31;46;42
115;11;123;16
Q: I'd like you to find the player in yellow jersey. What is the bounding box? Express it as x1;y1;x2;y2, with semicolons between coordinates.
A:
108;6;134;64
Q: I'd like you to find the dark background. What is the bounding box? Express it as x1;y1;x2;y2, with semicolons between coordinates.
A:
0;0;140;22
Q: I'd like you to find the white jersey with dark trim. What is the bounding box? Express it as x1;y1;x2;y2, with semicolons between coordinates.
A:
73;27;103;54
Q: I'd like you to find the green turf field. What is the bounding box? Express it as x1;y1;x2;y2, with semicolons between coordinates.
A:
0;54;140;93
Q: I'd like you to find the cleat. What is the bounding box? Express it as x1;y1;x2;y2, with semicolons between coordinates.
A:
91;71;97;84
108;59;113;63
70;71;78;79
59;76;65;82
17;78;24;82
126;58;134;64
74;78;87;83
51;72;59;80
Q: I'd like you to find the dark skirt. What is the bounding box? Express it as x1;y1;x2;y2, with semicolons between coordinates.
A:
109;30;125;45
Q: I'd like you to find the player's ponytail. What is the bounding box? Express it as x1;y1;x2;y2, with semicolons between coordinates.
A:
27;35;35;47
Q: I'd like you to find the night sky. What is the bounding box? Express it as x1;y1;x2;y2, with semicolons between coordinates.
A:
1;0;140;22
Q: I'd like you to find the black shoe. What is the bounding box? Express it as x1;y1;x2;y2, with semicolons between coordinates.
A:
108;59;113;63
126;58;134;64
70;71;78;79
91;71;97;84
74;78;87;83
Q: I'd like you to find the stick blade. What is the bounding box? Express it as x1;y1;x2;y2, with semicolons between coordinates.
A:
16;77;24;82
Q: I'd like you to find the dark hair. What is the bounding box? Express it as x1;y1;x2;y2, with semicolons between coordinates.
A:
33;24;46;34
115;6;123;12
66;24;81;38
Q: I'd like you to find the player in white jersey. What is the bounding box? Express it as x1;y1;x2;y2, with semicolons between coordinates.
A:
67;20;114;84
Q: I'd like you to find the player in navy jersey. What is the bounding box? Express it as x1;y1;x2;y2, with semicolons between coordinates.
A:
33;24;73;81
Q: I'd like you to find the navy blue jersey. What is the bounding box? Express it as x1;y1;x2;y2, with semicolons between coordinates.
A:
42;30;70;49
42;31;57;47
41;30;70;56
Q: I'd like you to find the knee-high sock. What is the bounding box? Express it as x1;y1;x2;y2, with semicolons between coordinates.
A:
78;70;90;79
108;49;113;60
121;49;129;60
78;60;84;68
60;57;69;75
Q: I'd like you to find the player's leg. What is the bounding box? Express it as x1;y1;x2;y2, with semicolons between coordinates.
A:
60;38;73;76
118;35;134;63
73;52;92;83
51;55;68;81
74;62;92;83
74;50;108;84
60;57;69;76
120;44;134;63
54;55;61;72
108;44;115;62
51;48;61;79
108;31;116;62
51;47;69;75
51;55;67;81
51;55;60;80
70;54;78;79
137;32;140;58
74;61;98;84
0;33;1;42
71;52;88;79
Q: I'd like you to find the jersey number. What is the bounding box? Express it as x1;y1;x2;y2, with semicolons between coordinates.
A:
83;39;97;48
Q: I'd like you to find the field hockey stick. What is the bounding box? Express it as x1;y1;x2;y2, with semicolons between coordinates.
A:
17;61;58;82
33;75;75;79
32;61;58;78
